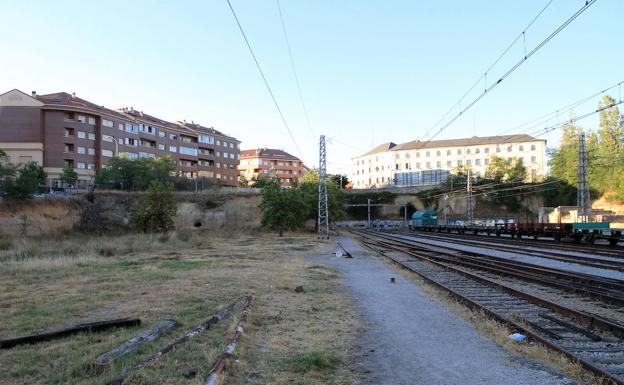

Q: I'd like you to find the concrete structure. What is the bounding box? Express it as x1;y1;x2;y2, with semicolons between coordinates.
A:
238;148;304;187
0;89;240;189
352;134;547;189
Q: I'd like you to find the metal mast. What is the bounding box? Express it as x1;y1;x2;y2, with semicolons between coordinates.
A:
466;169;473;225
317;135;330;239
577;131;591;222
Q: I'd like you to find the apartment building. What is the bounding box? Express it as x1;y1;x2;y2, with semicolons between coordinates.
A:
0;89;240;189
352;134;547;189
238;148;305;187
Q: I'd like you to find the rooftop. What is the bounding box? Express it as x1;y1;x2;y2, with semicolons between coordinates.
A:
240;148;301;161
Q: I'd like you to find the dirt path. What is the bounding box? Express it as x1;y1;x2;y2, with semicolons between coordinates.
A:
310;235;576;385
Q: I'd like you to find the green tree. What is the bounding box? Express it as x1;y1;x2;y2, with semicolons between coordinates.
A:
60;164;79;191
96;156;175;190
252;175;281;188
299;169;345;224
0;149;16;188
259;183;307;236
4;161;46;199
485;155;526;182
131;181;177;233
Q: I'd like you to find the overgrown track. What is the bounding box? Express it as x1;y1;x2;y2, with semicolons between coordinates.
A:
352;230;624;384
397;231;624;271
365;231;624;306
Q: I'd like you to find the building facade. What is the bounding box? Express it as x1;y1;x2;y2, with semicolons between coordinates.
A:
238;148;304;187
0;89;240;189
352;135;547;189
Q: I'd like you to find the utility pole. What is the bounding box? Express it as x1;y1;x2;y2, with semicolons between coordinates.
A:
466;169;473;225
444;194;449;226
577;131;591;223
317;135;330;239
367;198;371;229
403;200;408;229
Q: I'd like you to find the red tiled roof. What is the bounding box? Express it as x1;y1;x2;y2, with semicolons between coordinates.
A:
240;148;300;161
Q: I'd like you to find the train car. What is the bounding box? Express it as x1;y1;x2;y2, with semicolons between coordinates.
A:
411;210;438;228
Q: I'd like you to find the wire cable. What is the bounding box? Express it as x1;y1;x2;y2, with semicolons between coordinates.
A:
425;0;597;143
276;0;316;144
226;0;305;162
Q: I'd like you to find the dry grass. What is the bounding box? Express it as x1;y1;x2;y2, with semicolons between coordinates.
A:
373;246;610;385
0;230;359;385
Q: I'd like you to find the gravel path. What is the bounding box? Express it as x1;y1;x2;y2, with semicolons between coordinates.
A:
389;233;624;280
310;236;576;385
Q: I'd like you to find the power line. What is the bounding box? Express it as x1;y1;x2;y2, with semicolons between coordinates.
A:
276;0;316;143
425;0;597;143
226;0;305;162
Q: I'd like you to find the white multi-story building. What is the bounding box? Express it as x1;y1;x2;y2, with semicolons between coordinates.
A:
351;134;547;189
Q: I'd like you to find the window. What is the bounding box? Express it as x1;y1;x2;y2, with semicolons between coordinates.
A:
507;146;512;152
416;162;420;169
426;161;431;168
124;138;139;146
65;112;75;121
169;146;177;153
405;153;410;159
139;124;156;135
216;162;221;168
447;160;451;167
125;123;138;134
119;123;124;131
426;151;430;157
416;152;420;158
102;135;113;142
88;117;96;125
475;148;480;154
475;159;481;166
531;156;537;163
87;163;96;170
466;159;472;166
77;162;86;169
457;160;463;166
436;161;441;167
64;127;74;137
77;131;86;139
102;149;113;157
229;153;235;159
229;143;234;148
485;158;490;165
77;115;86;123
532;169;537;178
139;152;155;158
467;148;471;155
531;144;536;151
169;133;177;140
223;152;229;158
216;151;220;157
484;148;489;154
65;144;75;153
436;150;441;156
87;133;96;140
77;146;85;154
496;146;501;153
87;148;95;155
395;164;399;170
519;145;524;151
457;149;462;155
158;144;166;150
103;119;114;128
199;135;214;144
405;162;409;170
446;150;451;156
159;131;166;138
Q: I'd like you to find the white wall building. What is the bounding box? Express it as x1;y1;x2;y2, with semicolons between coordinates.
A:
351;134;547;189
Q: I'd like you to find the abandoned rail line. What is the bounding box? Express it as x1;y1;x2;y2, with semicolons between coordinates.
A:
351;229;624;384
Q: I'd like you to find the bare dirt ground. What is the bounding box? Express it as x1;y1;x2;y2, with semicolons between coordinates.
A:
0;230;358;385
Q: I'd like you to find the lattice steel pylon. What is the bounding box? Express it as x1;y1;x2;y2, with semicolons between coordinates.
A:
577;131;591;223
317;135;330;239
466;169;474;225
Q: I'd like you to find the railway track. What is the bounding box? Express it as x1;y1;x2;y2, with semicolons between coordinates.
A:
408;230;624;260
352;230;624;384
396;231;624;271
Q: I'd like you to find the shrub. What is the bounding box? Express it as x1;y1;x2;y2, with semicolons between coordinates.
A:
131;181;177;233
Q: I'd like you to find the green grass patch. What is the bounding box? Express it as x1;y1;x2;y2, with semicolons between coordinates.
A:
282;350;341;374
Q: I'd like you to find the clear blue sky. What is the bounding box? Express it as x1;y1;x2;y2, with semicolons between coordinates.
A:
1;0;622;174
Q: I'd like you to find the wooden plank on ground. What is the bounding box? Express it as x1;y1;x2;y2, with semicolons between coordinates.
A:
93;317;177;370
0;317;141;349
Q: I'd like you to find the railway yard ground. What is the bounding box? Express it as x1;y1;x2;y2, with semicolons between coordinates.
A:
0;231;359;385
3;228;624;385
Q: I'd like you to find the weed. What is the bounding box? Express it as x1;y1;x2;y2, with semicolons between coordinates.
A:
282;351;341;374
158;233;169;243
0;238;12;250
176;231;190;242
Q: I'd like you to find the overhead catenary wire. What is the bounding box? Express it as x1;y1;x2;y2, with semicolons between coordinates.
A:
423;0;555;140
425;0;598;143
225;0;305;162
276;0;316;143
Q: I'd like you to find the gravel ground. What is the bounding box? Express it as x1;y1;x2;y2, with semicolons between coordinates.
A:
389;233;624;280
310;236;576;385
